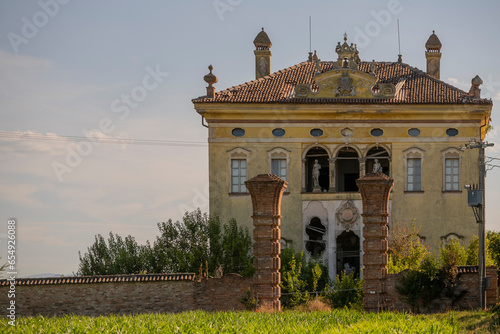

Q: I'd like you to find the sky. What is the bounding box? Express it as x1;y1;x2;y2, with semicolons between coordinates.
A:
0;0;500;278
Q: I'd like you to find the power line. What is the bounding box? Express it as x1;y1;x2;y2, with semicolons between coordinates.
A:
0;131;207;148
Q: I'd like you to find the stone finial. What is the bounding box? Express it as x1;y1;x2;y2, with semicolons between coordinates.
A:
469;75;483;98
203;65;218;98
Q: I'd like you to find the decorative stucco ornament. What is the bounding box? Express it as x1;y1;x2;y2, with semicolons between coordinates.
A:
336;200;359;231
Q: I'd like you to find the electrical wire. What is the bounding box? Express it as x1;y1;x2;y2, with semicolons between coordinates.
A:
0;131;207;148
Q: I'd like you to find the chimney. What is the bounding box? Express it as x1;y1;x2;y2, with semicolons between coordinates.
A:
253;28;272;79
469;75;483;98
425;30;442;79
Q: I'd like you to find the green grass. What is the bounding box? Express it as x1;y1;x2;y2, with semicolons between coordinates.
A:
0;309;496;334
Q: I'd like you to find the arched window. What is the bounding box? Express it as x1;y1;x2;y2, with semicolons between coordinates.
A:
336;146;360;192
305;147;330;192
365;146;390;175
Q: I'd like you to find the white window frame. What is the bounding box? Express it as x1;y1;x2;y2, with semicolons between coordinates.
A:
442;148;462;192
227;147;251;194
268;147;291;188
403;147;425;192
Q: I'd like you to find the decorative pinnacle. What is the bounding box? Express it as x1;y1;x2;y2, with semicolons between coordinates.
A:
344;31;347;41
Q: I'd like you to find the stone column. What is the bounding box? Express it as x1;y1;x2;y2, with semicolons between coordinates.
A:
301;158;306;192
245;174;288;311
359;158;366;177
355;172;394;312
329;158;336;192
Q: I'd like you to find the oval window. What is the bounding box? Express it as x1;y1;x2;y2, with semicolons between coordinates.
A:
370;128;384;137
341;128;354;137
272;128;286;137
446;128;459;137
231;128;245;137
408;128;421;137
310;128;324;137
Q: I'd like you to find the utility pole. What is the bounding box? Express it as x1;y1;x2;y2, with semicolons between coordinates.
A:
463;139;494;310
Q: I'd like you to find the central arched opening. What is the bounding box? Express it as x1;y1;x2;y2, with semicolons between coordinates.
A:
336;231;360;277
336;147;359;192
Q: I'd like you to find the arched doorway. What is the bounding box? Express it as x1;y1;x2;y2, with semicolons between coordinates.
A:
336;147;359;192
365;146;390;175
305;147;330;192
305;217;326;257
336;231;360;277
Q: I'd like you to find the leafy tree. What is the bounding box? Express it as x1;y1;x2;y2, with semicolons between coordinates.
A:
78;233;148;276
388;221;431;273
465;235;494;266
440;239;467;269
77;209;253;277
487;231;500;267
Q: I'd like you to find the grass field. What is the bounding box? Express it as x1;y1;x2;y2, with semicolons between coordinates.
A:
1;309;497;334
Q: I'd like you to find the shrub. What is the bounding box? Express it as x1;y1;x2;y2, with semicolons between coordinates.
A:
387;221;431;274
396;255;442;313
324;271;363;309
279;248;329;309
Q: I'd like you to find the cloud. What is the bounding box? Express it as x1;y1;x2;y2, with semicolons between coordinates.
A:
0;183;42;207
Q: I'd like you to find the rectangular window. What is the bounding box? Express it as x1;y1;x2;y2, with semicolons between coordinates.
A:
231;159;247;193
445;158;459;191
407;158;421;191
271;159;287;181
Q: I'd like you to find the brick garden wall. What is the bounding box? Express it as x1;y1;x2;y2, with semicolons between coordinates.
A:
0;273;253;317
384;266;498;312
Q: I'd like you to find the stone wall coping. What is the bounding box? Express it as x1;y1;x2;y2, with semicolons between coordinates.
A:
0;273;196;286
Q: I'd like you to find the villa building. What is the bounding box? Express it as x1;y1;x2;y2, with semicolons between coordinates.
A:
192;29;492;278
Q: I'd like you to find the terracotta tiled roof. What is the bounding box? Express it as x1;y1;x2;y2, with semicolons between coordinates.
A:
193;61;492;105
0;273;195;286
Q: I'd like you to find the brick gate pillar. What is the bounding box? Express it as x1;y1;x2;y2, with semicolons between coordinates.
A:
245;174;288;312
356;172;394;312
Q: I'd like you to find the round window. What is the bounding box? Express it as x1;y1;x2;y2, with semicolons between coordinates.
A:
272;128;286;137
446;128;459;137
231;128;245;137
408;128;421;137
310;128;324;137
370;128;384;137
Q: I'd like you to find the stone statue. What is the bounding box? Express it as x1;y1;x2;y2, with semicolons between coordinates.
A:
312;159;321;187
372;159;383;173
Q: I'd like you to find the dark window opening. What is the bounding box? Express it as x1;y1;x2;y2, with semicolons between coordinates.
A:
365;147;390;176
336;231;360;277
336;147;359;192
305;217;326;257
305;147;329;192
